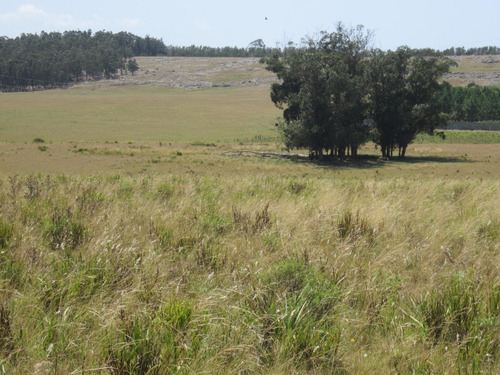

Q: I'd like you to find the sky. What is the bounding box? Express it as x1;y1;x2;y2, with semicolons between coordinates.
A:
1;1;500;51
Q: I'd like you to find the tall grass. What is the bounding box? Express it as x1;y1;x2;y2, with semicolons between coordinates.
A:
0;173;497;373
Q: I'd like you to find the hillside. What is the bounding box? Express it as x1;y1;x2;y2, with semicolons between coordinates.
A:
74;55;500;89
444;55;500;86
76;57;278;89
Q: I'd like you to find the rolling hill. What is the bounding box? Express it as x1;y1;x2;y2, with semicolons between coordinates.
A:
74;55;500;89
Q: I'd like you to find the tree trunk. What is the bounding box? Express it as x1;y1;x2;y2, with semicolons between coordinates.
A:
352;146;358;157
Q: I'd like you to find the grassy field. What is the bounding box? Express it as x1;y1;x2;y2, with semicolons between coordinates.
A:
0;70;499;373
0;151;498;374
0;86;280;143
415;130;500;144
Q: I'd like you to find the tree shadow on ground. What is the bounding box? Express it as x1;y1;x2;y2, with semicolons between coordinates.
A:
298;154;474;171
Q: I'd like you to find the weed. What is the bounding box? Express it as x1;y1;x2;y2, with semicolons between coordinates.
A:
253;203;271;232
0;306;13;355
43;209;86;251
107;316;162;374
336;210;374;240
195;238;226;270
249;259;343;369
76;186;106;213
0;219;12;249
108;300;194;374
118;180;134;199
287;178;309;195
156;181;175;199
232;203;271;233
477;218;500;243
7;176;21;202
24;176;41;200
414;273;481;343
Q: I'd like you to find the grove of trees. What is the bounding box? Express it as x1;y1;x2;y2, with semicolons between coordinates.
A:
436;83;500;122
367;47;454;157
263;24;456;158
163;43;278;58
0;31;167;91
442;46;500;56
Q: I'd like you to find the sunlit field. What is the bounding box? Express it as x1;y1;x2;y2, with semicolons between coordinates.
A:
0;75;498;373
0;85;280;143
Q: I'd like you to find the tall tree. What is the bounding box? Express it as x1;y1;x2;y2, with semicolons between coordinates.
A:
127;58;139;75
367;47;455;157
263;24;372;158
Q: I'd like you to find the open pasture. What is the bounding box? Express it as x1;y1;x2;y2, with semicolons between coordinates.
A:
0;70;499;373
0;85;280;143
1;139;500;180
0;143;498;373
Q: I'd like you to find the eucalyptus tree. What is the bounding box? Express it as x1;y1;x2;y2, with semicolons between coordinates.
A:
263;24;372;158
367;47;455;157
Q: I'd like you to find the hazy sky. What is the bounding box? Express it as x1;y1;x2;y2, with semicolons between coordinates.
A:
1;1;499;50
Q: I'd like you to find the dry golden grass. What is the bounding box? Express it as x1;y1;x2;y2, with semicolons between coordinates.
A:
0;157;497;373
1;140;500;180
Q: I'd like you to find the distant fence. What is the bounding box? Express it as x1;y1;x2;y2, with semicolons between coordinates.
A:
442;122;500;131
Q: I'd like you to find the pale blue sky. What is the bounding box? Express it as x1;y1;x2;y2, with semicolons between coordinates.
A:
1;1;499;50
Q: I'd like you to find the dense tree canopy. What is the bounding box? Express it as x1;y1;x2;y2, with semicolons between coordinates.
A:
441;46;500;56
437;83;500;122
263;24;372;158
367;47;455;157
162;44;279;58
0;31;167;91
263;27;457;158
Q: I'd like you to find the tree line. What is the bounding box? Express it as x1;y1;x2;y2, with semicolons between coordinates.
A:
0;31;167;91
162;41;278;58
263;25;458;159
441;46;500;56
437;83;500;122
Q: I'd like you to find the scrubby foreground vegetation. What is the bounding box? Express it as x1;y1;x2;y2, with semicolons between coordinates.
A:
0;168;498;373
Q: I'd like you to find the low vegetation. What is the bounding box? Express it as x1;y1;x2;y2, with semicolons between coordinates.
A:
0;141;498;373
